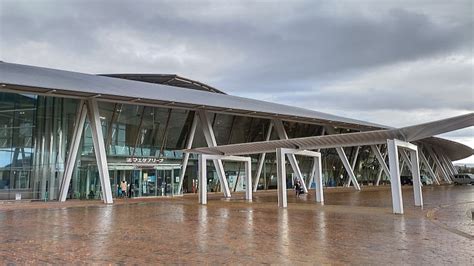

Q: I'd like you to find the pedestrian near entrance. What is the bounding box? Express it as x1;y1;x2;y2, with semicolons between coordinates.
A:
117;184;122;198
121;180;128;198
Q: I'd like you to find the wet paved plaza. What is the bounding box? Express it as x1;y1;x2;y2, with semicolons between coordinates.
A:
1;185;473;264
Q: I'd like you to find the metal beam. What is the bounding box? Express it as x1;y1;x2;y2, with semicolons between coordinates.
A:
86;99;113;204
253;121;273;192
198;154;252;205
273;119;308;193
427;147;451;183
177;112;198;194
59;100;87;202
198;110;231;197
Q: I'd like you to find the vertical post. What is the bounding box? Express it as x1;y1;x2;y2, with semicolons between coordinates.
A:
87;99;113;204
178;113;198;194
253;121;273;192
198;154;207;205
387;139;403;214
314;156;323;203
276;148;287;208
410;149;423;207
59;100;87;202
273;120;308;193
245;158;252;201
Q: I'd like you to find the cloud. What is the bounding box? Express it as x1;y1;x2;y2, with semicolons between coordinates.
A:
0;0;472;161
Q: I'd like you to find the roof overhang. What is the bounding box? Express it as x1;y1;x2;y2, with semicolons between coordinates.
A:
0;62;384;131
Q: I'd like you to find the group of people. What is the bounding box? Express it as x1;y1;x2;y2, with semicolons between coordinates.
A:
117;180;133;198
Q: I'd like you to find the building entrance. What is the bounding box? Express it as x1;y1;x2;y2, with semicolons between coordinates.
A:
108;164;181;198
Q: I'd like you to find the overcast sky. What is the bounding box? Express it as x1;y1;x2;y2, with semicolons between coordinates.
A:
1;0;473;163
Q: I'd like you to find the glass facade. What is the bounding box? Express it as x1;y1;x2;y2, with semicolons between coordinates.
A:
1;91;408;201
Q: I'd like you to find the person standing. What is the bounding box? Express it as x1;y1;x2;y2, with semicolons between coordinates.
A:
121;180;128;198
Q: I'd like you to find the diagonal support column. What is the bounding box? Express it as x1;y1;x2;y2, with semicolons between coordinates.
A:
59;100;87;202
325;126;360;190
273;120;308;193
198;110;231;198
87;99;113;204
346;146;360;187
375;149;388;186
178;113;198;194
371;145;390;184
253;121;273;192
427;147;451;183
419;149;440;185
335;147;361;190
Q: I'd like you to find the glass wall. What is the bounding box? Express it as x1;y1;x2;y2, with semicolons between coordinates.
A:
0;91;390;201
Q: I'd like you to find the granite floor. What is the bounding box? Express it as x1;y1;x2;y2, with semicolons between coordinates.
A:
0;185;473;264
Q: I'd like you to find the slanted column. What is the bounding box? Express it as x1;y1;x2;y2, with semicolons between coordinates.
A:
87;99;113;204
253;121;273;192
387;139;403;214
410;149;423;207
178;113;198;194
59;100;87;202
276;148;287;208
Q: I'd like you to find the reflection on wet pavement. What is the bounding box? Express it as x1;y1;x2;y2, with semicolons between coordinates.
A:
0;185;473;264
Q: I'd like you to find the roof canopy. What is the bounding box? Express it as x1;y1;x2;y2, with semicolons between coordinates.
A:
0;62;383;130
187;113;474;161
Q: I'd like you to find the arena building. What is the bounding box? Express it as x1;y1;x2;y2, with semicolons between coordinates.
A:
0;62;472;212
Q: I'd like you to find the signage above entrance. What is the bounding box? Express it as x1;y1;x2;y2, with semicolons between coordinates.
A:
125;157;164;164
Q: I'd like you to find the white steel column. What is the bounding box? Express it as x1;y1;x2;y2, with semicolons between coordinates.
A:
335;147;361;190
441;153;458;174
387;139;403;214
198;110;231;198
273;120;308;193
371;145;390;184
410;149;423;207
400;150;414;172
314;155;323;203
253;121;273;192
346;146;360;187
276;148;287;208
428;148;451;183
87;99;113;204
325;126;360;190
375;151;387;186
178;113;198;194
419;149;440;185
58;100;87;202
198;154;207;204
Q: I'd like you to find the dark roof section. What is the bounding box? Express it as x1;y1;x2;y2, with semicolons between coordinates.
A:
100;74;226;94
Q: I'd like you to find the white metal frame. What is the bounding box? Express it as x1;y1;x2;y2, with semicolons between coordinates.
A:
198;154;252;205
276;148;323;208
387;139;423;214
58;99;113;204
